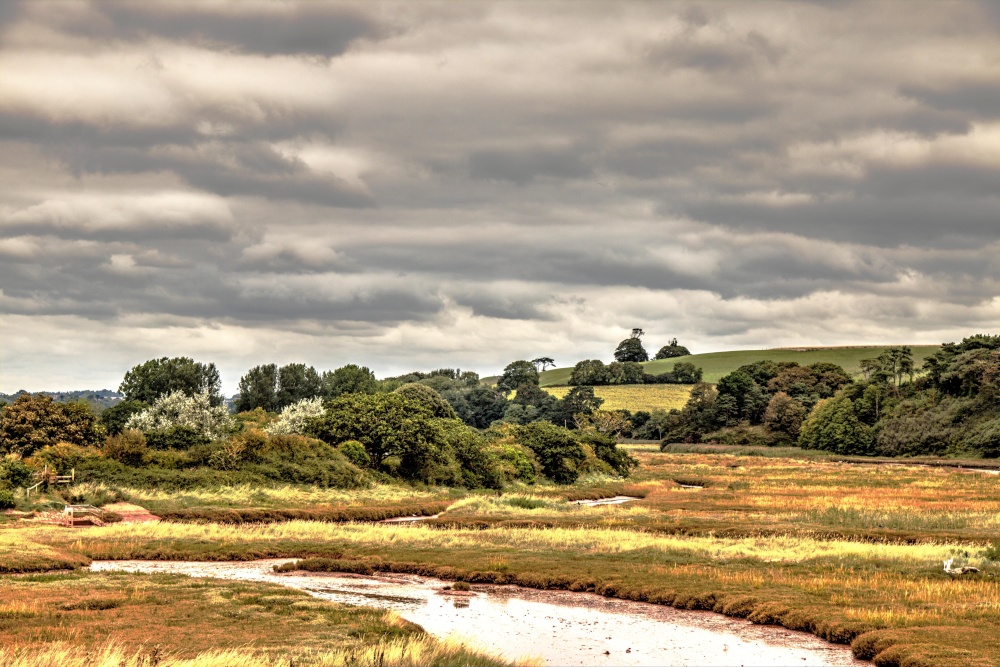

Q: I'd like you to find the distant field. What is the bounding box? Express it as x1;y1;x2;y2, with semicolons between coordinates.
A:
542;384;693;412
538;345;941;386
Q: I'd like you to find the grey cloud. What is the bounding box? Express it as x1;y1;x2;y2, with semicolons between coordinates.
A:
899;82;1000;119
3;1;1000;391
55;3;387;57
468;148;593;185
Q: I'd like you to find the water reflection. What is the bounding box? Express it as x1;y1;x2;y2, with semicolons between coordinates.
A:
91;560;865;667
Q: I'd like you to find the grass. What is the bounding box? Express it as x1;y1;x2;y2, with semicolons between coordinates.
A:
11;445;1000;665
0;570;525;666
541;384;693;411
15;519;1000;664
538;344;942;386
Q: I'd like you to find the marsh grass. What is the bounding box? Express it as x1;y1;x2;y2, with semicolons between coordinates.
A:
0;572;527;666
0;637;531;667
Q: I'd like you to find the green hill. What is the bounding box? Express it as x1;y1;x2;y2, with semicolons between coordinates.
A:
539;345;941;387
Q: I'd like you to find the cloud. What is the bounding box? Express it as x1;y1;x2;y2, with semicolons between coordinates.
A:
1;1;999;391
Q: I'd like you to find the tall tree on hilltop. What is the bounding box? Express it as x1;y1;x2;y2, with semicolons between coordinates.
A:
614;328;649;363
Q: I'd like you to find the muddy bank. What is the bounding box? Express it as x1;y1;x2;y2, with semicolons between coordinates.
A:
91;559;864;667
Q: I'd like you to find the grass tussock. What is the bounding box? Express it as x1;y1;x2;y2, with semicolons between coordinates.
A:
0;638;534;667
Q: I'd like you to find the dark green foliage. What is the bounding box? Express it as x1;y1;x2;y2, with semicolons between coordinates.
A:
393;383;457;419
322;364;378;398
119;357;222;406
614;328;649;362
0;458;33;488
504;422;587;484
0;394;104;457
669;362;702;383
960;418;1000;458
337;440;371;468
102;429;149;466
496;360;540;394
236;363;322;412
577;431;638;476
276;363;322;408
460;386;509;428
569;360;610;386
799;395;874;455
654;338;691;359
235;364;279;412
436;418;503;489
145;426;210;450
0;490;15;509
99;400;148;436
660;383;725;444
571;359;702;386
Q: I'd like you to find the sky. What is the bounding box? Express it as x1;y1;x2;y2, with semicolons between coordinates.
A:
1;1;998;394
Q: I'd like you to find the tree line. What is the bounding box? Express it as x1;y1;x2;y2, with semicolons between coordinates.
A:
0;355;638;499
660;336;1000;458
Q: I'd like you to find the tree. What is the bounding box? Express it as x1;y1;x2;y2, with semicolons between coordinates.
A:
0;394;103;457
119;357;223;406
531;357;556;372
606;361;645;385
670;362;703;383
762;392;808;437
876;346;915;388
654;338;691;359
569;359;610;386
311;393;445;479
497;360;540;394
614;328;649;362
322;364;378;398
265;397;325;436
798;395;874;455
509;421;587;484
126;391;234;442
276;363;322;408
236;364;279;413
393;383;457;419
100;399;149;436
462;386;509;428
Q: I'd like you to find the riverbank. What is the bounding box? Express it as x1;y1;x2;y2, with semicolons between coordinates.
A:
91;559;864;666
5;447;1000;665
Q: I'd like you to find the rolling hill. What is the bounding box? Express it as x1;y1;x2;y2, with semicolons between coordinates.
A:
538;345;941;387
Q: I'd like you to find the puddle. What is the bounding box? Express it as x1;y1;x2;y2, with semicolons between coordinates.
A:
574;496;641;507
91;560;865;666
380;513;442;523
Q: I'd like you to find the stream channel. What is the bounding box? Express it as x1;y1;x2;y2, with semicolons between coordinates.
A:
92;559;865;666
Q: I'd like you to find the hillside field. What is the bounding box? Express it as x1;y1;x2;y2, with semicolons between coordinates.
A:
542;384;693;412
538;345;941;386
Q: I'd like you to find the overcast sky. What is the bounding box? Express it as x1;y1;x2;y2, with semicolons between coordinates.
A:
1;1;998;393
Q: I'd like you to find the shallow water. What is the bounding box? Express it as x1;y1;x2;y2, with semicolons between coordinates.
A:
574;495;641;506
91;560;865;667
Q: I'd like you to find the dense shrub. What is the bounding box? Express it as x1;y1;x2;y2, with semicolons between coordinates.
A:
99;400;149;436
27;442;104;474
393;384;457;419
264;397;324;436
127;391;234;441
0;457;33;489
337;440;371;468
145;426;210;450
0;394;104;457
102;429;149;466
0;490;15;509
499;422;587;484
798;396;874;455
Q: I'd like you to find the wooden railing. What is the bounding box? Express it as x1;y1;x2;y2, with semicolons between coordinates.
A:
63;504;105;527
24;466;76;498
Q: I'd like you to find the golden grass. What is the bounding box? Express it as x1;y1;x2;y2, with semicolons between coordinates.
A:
0;637;536;667
542;384;693;412
88;482;454;511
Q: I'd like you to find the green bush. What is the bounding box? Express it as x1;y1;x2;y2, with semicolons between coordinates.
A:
0;458;33;489
0;489;15;510
338;440;371;468
102;429;149;466
145;426;210;450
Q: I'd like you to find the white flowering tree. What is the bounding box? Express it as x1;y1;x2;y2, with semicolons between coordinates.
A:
265;397;325;436
126;391;234;440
